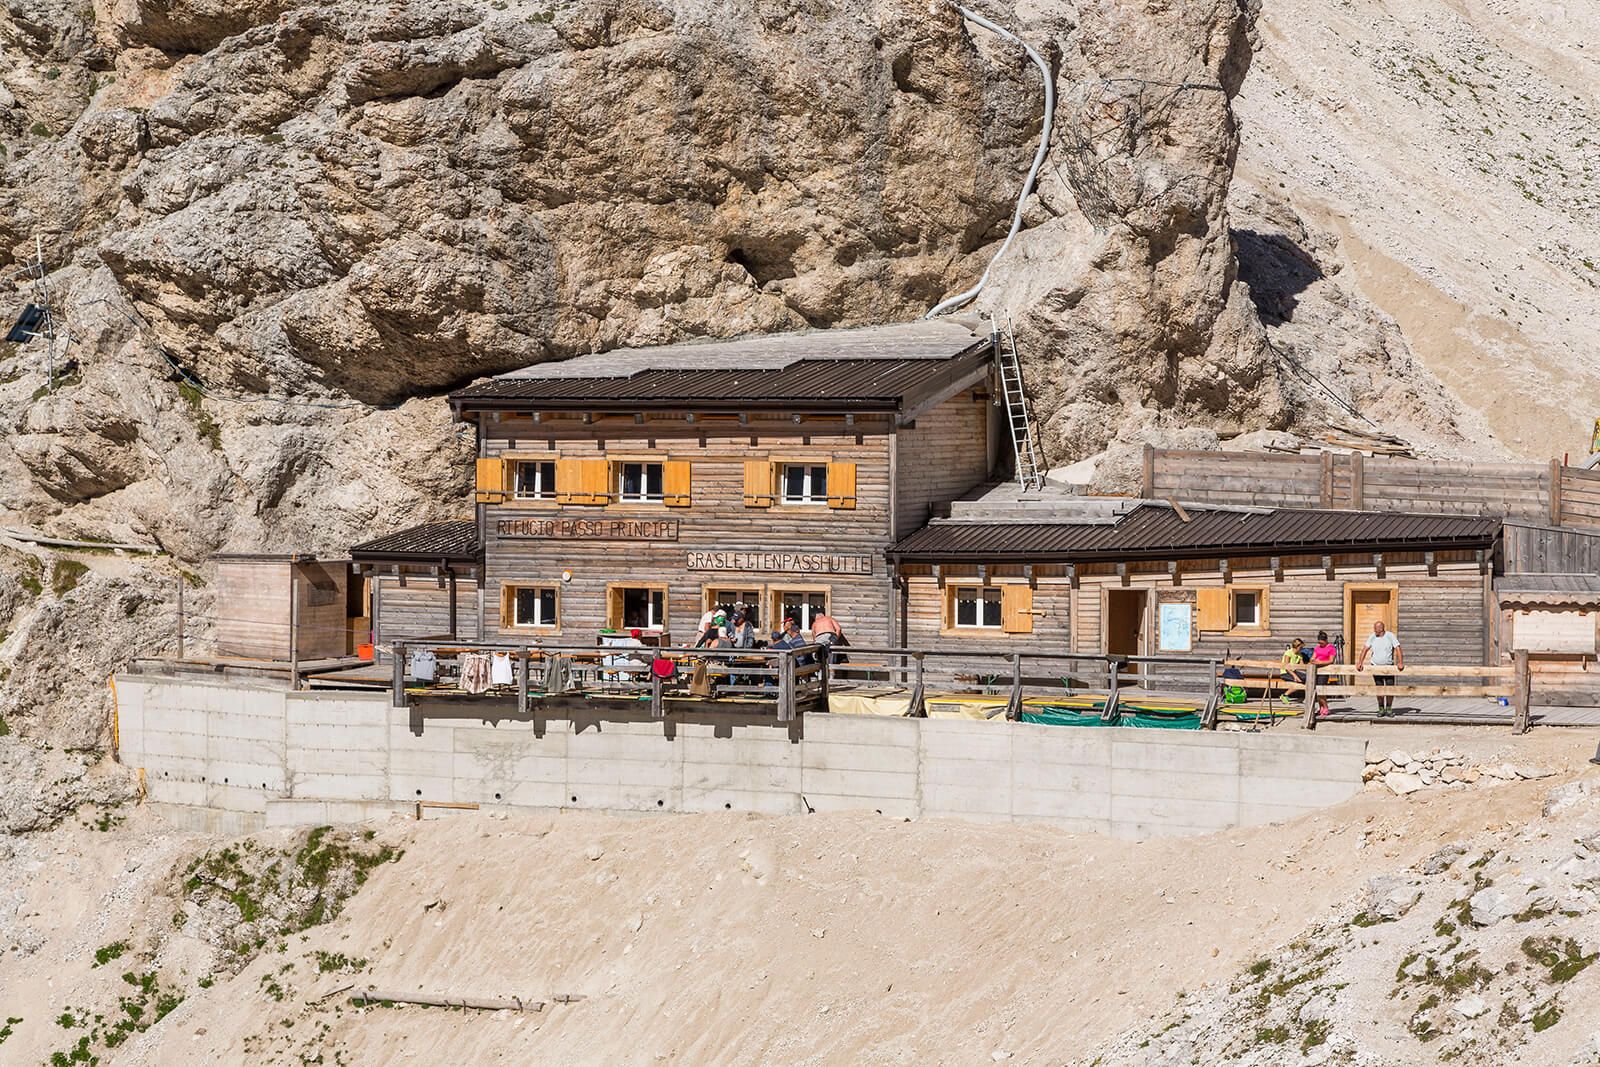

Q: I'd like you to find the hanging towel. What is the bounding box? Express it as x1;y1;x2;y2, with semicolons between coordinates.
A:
490;651;515;687
459;652;493;694
408;649;437;683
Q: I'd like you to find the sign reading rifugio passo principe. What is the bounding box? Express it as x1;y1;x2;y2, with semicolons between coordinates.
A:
495;518;681;541
685;551;873;575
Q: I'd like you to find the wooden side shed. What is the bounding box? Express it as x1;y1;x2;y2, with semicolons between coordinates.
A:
351;520;484;645
209;554;351;661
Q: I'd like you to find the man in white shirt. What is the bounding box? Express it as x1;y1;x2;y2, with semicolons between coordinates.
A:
1356;620;1403;715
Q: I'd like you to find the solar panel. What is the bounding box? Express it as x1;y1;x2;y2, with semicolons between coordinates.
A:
4;304;47;343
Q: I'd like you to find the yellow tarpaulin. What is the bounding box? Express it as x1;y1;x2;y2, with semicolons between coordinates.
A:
828;689;914;716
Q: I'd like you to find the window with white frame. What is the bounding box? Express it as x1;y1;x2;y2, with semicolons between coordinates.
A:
951;585;1004;629
782;464;829;505
512;586;558;628
513;460;556;500
776;589;828;632
618;462;664;503
1232;588;1263;629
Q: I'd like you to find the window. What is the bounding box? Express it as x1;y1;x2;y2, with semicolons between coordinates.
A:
952;586;1003;629
618;462;664;503
611;586;667;630
706;587;763;625
513;461;556;500
513;586;558;628
782;464;828;504
775;589;828;632
1197;585;1270;633
1232;589;1261;629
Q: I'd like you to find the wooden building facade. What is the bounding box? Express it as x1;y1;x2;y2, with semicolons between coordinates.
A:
350;521;483;644
887;506;1504;665
376;321;1002;646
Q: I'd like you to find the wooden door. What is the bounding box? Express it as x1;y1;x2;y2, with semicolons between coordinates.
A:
1346;586;1397;661
1105;590;1146;656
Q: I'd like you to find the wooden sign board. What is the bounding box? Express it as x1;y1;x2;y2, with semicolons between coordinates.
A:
496;518;680;541
686;550;873;575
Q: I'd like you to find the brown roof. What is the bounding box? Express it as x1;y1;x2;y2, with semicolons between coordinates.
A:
888;506;1501;563
449;322;992;414
1498;573;1600;607
351;521;481;563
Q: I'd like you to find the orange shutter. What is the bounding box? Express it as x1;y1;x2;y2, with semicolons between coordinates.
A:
743;461;775;507
500;585;516;629
1197;587;1231;632
663;460;692;507
826;461;857;509
475;458;507;504
554;458;580;504
1001;585;1034;634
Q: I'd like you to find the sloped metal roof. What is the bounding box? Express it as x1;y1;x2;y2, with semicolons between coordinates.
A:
351;520;481;563
449;321;992;412
888;506;1501;562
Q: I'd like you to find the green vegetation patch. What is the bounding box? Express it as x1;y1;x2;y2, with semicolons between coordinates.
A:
181;828;403;972
45;971;183;1064
1531;1001;1561;1032
0;1016;19;1044
177;382;221;450
92;942;129;968
51;559;88;596
1521;936;1597;983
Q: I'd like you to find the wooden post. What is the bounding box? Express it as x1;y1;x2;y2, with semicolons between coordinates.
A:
908;652;925;717
289;568;301;691
1350;451;1365;510
1141;444;1155;499
176;575;186;661
1005;653;1024;720
1319;450;1333;508
1512;649;1531;734
778;650;795;722
1549;459;1563;526
1200;660;1220;729
818;650;831;710
650;671;664;719
447;567;459;640
1101;658;1122;724
1301;664;1319;730
391;642;407;709
517;645;529;714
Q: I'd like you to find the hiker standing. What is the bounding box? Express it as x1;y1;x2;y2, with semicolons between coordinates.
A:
1311;630;1339;718
1356;620;1403;715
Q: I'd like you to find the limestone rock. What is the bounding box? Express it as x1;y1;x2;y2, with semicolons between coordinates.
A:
1452;995;1488;1019
1468;887;1517;927
1384;772;1424;796
1367;875;1422;920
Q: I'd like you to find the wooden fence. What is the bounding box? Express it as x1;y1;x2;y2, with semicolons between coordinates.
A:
1142;447;1600;535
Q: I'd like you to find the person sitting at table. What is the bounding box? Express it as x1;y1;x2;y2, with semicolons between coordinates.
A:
726;610;756;649
771;617;815;667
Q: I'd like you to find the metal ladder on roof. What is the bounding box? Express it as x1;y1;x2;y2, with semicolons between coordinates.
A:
995;322;1046;492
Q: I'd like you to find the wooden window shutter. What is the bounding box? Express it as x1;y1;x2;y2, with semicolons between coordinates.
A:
743;461;775;507
607;586;625;628
826;461;857;509
500;585;515;628
475;458;508;504
1001;585;1034;634
554;458;580;504
663;460;692;507
1197;587;1231;632
559;458;610;505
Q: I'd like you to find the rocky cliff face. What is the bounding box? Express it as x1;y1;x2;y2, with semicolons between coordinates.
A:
0;0;1473;747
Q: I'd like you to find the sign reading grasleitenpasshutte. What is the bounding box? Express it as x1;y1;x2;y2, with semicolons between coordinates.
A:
496;518;680;541
685;551;873;575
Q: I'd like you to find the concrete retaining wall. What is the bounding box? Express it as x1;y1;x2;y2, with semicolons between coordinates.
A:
114;676;1367;839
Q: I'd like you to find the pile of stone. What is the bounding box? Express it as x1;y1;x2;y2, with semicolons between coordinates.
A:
1362;747;1554;795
